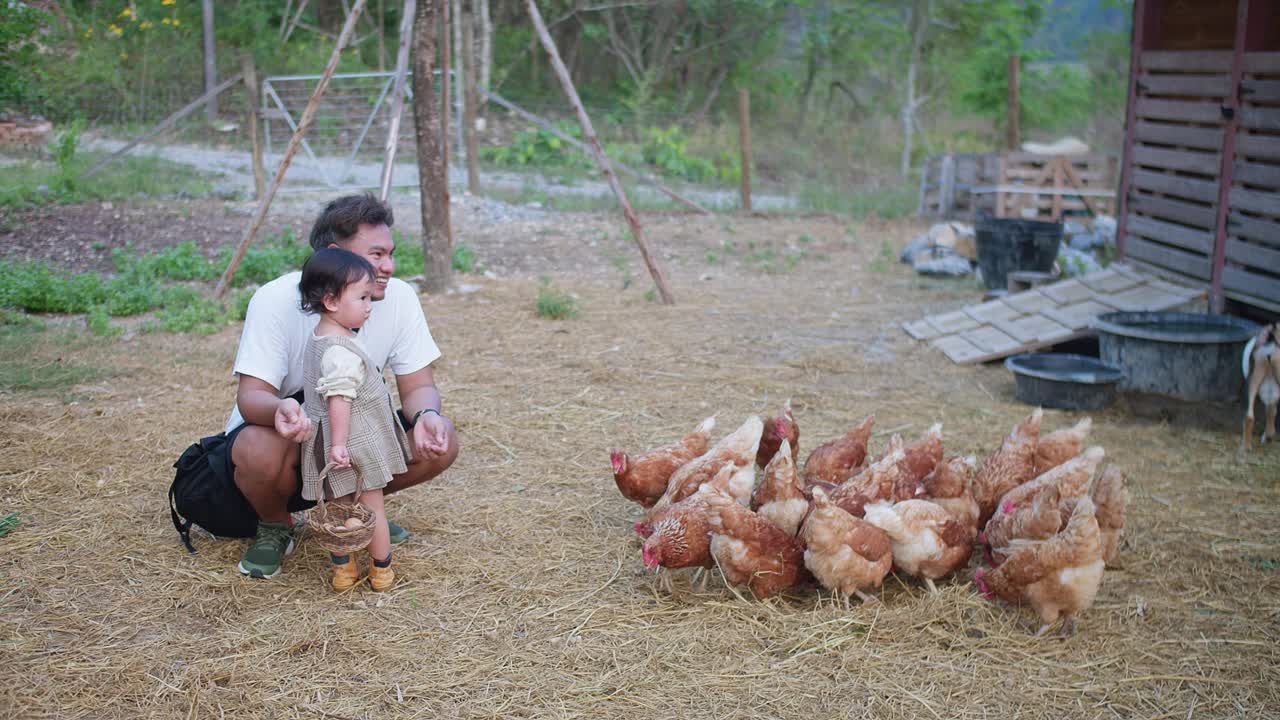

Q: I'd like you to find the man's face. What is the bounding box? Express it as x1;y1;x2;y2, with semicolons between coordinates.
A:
335;223;395;301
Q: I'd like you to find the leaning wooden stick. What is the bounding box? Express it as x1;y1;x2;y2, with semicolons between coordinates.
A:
523;0;676;305
481;88;712;215
215;0;368;299
80;73;243;179
378;0;416;201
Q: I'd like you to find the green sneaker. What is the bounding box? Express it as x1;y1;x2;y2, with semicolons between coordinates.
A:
237;521;296;579
387;519;410;545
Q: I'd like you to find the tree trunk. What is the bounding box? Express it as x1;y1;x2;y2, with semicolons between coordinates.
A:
462;4;481;194
413;0;452;293
478;0;491;119
202;0;217;122
900;0;928;179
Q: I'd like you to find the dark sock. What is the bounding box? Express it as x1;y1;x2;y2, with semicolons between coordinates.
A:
331;554;350;565
373;554;392;568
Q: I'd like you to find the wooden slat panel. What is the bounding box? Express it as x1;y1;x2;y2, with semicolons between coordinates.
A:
1126;213;1214;254
1133;121;1223;151
1143;50;1232;72
1233;159;1280;190
1138;73;1231;97
1129;192;1217;229
1240;106;1280;132
1236;134;1280;162
1227;211;1280;244
1229;186;1280;216
1130;169;1220;203
1124;236;1212;279
1241;80;1280;103
1243;52;1280;73
1226;238;1280;270
1132;145;1222;175
1135;98;1223;124
1223;265;1280;301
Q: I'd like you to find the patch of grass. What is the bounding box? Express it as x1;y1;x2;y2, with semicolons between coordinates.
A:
452;244;477;274
535;277;578;320
869;239;897;273
0;324;107;394
0;151;222;208
86;305;122;337
796;182;918;220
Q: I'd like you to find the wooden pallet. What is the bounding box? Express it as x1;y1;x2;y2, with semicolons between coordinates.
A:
1225;52;1280;313
903;263;1206;365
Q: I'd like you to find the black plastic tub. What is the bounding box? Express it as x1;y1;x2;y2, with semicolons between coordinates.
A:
1005;353;1124;410
1090;311;1259;401
975;218;1063;290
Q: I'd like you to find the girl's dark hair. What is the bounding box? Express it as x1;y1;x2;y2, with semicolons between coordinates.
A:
299;248;376;314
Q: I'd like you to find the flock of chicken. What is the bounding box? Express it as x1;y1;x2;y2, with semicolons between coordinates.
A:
609;404;1128;634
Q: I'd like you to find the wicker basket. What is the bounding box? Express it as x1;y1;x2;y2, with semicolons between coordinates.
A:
305;462;376;555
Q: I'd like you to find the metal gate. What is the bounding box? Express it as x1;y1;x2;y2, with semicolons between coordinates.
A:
260;70;460;193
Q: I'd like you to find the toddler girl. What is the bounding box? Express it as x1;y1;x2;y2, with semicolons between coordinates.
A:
298;248;413;591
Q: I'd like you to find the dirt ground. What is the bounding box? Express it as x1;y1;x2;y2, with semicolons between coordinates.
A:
1;197;1278;720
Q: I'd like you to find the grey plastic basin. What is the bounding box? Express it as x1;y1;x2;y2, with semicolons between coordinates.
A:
1089;311;1259;401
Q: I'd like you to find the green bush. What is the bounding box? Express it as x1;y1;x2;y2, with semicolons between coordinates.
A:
481;125;590;169
641;127;717;182
452;244;477;274
220;229;310;286
535;278;578;320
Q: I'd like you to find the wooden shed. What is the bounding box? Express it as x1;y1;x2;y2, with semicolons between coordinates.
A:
1117;0;1280;315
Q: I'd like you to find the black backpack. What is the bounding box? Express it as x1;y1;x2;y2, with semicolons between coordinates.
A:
169;434;258;552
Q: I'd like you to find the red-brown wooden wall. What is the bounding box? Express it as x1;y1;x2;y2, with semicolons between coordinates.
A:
1117;0;1280;313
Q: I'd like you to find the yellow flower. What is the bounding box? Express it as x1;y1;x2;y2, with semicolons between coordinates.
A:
118;7;134;18
172;18;181;26
139;20;153;30
83;28;94;37
108;23;123;35
120;52;129;60
161;17;171;25
161;0;176;5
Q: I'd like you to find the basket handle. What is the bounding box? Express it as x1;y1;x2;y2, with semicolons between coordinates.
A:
314;459;366;513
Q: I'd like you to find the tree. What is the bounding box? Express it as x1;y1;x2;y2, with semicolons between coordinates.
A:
412;0;452;292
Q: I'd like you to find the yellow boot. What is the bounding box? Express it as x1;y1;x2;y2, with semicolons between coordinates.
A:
369;556;395;592
331;555;362;591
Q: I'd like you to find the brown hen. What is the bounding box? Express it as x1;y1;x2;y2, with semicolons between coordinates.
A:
643;415;762;529
699;484;810;598
922;455;980;531
757;400;800;468
1033;417;1093;476
802;414;875;486
862;499;975;592
975;496;1105;635
750;439;808;537
800;487;894;607
611;416;715;508
973;408;1044;524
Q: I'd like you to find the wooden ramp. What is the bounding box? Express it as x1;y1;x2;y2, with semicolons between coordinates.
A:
903;263;1206;364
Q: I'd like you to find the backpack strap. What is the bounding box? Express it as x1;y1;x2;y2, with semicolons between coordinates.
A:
169;481;197;554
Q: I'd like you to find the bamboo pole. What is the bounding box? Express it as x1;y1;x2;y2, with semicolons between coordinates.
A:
80;73;244;179
524;0;675;305
215;0;368;299
202;0;217;122
379;0;416;201
738;88;752;213
241;55;266;200
481;89;711;215
1007;55;1020;151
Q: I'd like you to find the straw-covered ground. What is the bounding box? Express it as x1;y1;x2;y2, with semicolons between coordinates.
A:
1;204;1278;719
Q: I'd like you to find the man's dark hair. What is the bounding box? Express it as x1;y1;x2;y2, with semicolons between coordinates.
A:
299;248;377;314
309;193;394;250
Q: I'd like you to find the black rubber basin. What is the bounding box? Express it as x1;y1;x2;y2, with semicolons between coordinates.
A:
975;218;1063;290
1005;353;1124;410
1090;311;1259;401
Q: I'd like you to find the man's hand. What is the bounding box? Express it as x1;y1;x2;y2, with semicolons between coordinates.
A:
413;411;453;458
329;445;351;469
274;397;313;443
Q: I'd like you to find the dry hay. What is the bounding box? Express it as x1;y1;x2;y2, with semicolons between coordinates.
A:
1;212;1278;720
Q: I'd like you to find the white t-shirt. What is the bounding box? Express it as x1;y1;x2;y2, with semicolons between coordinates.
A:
225;271;441;433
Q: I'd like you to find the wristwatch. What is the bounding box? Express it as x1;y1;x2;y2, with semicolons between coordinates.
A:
410;407;440;427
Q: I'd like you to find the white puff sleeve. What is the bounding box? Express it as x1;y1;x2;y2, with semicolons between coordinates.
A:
316;345;365;400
